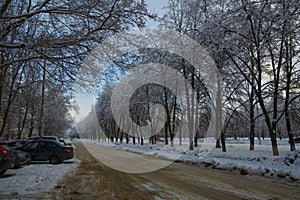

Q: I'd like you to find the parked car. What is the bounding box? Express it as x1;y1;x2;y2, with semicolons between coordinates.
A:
293;137;300;144
0;142;30;169
60;138;72;146
16;140;74;164
0;143;15;176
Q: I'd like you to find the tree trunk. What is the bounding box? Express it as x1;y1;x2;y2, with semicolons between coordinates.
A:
221;130;226;152
257;93;279;155
38;60;46;138
125;133;129;144
286;110;295;151
215;72;222;149
216;139;221;148
172;95;177;146
164;124;168;145
284;35;296;151
0;56;9;134
18;106;29;139
183;66;194;150
194;91;199;147
249;83;255;151
164;87;171;146
119;131;123;143
257;47;279;155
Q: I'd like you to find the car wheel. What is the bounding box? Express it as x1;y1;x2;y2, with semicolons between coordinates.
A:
49;156;60;164
13;164;20;169
0;170;7;176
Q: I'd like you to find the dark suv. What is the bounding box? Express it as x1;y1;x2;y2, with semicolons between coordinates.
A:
17;140;74;164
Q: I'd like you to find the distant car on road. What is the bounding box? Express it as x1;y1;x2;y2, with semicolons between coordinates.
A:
292;137;300;144
60;138;72;146
16;140;74;164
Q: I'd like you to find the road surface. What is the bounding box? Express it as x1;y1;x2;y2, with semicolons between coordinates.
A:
51;141;300;199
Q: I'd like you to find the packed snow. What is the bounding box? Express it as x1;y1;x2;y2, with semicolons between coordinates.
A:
0;159;79;197
81;138;300;182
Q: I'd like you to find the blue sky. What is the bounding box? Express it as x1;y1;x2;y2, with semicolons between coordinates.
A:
145;0;168;27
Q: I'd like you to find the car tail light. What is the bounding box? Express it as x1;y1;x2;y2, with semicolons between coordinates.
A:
0;146;8;157
65;148;71;153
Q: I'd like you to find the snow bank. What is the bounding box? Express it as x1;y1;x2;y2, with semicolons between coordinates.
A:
197;150;300;181
81;138;300;182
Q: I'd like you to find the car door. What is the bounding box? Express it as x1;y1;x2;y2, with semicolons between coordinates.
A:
37;141;57;160
20;141;39;160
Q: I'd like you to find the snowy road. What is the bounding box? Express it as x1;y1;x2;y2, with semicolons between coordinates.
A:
51;141;300;199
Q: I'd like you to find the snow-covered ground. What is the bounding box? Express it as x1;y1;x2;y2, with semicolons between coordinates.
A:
1;138;297;198
0;158;79;197
81;138;300;182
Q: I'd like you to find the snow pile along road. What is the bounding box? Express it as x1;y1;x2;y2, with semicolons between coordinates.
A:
197;150;300;181
81;138;300;182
